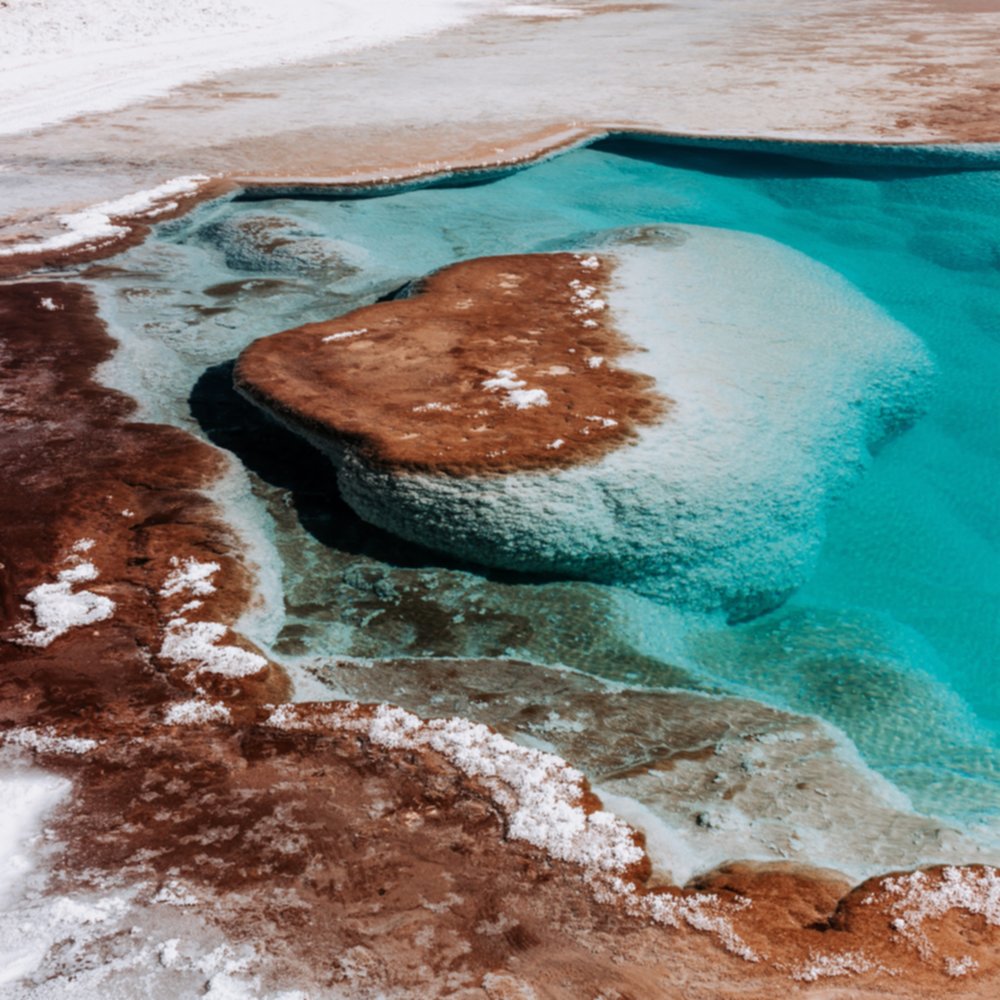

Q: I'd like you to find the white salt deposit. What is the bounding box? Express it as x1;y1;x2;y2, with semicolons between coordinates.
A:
504;387;549;409
163;699;233;724
160;556;221;598
0;0;513;138
0;176;208;257
268;702;644;874
322;328;368;343
3;728;99;756
0;879;287;997
595;786;704;886
594;873;757;961
569;279;607;318
503;3;580;16
335;226;934;615
413;402;455;413
0;769;70;906
14;548;115;647
789;950;884;982
482;369;526;391
869;865;1000;953
482;369;549;409
159;619;269;678
264;700;757;960
945;955;978;977
155;547;273;680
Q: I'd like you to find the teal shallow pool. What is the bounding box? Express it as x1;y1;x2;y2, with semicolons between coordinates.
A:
99;138;1000;831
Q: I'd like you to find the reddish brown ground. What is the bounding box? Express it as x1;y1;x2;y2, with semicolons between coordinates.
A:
235;252;667;474
0;281;287;724
1;279;999;995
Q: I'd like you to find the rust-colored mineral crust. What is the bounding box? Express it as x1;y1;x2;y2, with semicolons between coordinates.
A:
2;264;999;999
235;252;668;474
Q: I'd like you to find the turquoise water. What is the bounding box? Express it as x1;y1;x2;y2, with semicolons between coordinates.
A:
105;138;1000;826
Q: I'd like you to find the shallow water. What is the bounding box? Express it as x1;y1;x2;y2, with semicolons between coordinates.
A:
94;138;1000;832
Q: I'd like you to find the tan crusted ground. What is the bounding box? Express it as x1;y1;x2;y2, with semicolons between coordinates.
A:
235;252;666;474
5;0;1000;260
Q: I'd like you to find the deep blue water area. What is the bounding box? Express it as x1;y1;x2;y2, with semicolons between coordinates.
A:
105;137;1000;827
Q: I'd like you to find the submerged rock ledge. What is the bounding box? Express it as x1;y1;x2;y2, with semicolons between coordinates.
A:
237;225;934;616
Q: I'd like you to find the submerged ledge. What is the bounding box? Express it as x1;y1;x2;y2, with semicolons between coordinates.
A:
234;223;932;617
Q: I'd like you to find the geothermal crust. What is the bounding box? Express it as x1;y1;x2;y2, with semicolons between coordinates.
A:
237;224;934;617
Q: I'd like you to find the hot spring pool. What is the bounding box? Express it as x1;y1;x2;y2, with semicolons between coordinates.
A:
93;137;1000;837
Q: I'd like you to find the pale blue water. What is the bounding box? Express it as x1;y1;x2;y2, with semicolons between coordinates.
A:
101;138;1000;827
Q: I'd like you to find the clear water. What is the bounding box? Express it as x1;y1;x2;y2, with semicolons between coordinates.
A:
96;138;1000;830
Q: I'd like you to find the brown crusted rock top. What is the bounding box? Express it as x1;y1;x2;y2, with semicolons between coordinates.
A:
234;252;668;474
